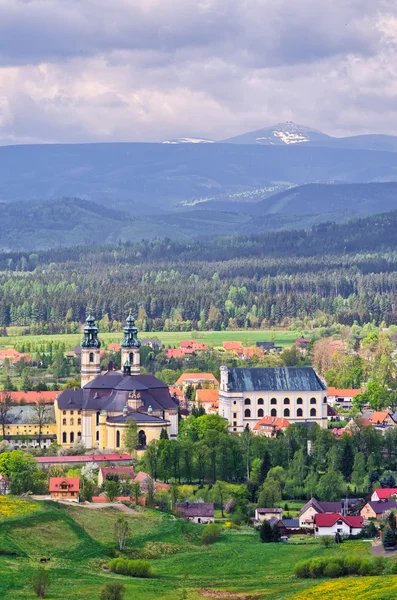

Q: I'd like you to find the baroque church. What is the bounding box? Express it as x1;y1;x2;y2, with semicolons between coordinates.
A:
54;314;178;450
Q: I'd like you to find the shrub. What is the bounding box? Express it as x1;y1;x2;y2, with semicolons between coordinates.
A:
309;558;327;578
389;561;397;574
373;556;386;574
383;525;396;549
358;558;376;576
201;523;222;545
344;555;362;575
320;535;334;548
324;558;344;578
99;582;125;600
127;560;153;578
294;560;311;578
32;568;50;598
109;558;129;575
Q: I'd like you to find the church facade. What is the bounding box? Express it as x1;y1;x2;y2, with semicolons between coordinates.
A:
54;314;178;450
218;366;328;432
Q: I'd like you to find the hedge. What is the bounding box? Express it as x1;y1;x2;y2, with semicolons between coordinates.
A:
109;558;154;578
294;555;385;579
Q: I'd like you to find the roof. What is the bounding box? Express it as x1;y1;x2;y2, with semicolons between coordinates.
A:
226;367;326;393
37;453;131;464
101;466;135;478
256;508;283;514
366;500;397;514
370;412;394;425
49;477;80;492
106;412;169;425
327;387;362;398
176;502;214;517
256;342;275;348
6;405;56;424
108;343;121;352
299;498;342;517
282;518;300;528
373;488;397;500
223;342;243;351
133;471;152;484
175;373;219;385
196;389;219;404
167;348;187;358
253;416;290;431
315;513;363;528
6;391;58;405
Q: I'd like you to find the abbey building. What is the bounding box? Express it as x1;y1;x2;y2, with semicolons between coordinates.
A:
54;314;178;450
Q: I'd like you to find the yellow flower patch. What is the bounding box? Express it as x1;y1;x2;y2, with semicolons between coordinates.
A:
0;496;41;520
292;576;397;600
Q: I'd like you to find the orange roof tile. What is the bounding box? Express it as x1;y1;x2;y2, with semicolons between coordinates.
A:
370;411;392;424
223;342;243;351
196;389;219;404
49;477;80;492
7;391;58;404
327;387;362;397
253;416;290;431
175;373;219;386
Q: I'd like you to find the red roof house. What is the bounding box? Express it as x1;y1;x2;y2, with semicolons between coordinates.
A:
253;416;290;437
314;513;363;537
371;488;397;502
49;477;80;500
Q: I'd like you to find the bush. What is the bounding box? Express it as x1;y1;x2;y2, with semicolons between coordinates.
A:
99;582;125;600
295;556;382;579
320;535;334;548
32;568;50;598
294;560;311;578
309;558;327;578
109;558;129;575
358;558;376;576
201;523;222;545
344;555;362;575
389;561;397;574
109;558;153;578
324;558;344;578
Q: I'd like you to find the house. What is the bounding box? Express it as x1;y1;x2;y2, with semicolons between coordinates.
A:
5;391;59;405
0;349;30;366
98;465;135;486
175;373;219;390
255;507;283;522
37;453;132;468
369;412;397;428
296;338;310;347
327;388;362;409
241;346;265;360
252;416;290;438
314;513;363;537
196;389;219;413
218;366;328;433
133;471;169;493
222;342;243;352
360;500;397;522
107;343;121;352
299;498;342;528
2;405;57;449
167;348;187;359
175;502;214;524
179;341;208;352
141;339;162;349
49;477;80;501
256;342;275;350
371;488;397;502
281;518;301;534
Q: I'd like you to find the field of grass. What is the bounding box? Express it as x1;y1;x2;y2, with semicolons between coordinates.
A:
0;498;386;600
0;329;301;352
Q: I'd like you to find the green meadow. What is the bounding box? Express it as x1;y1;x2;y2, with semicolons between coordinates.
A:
0;498;382;600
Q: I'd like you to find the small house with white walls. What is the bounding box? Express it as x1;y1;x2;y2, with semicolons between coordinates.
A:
314;513;363;537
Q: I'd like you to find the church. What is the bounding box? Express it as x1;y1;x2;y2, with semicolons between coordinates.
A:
218;366;328;432
54;314;178;451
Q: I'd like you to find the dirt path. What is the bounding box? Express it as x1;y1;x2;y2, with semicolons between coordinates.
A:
371;540;397;557
31;496;137;514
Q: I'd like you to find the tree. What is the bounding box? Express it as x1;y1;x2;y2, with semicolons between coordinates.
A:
211;480;228;517
259;519;274;543
259;451;272;485
21;369;34;392
123;420;138;458
316;468;345;501
272;524;281;542
257;477;282;508
0;391;13;437
114;516;129;551
383;525;396;549
131;481;141;505
31;398;51;447
388;510;396;532
105;479;120;502
380;472;396;489
160;427;169;440
32;568;50;598
146;476;156;507
99;583;125;600
80;478;95;502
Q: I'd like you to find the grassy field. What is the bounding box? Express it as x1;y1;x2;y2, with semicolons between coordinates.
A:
0;329;301;352
0;497;387;600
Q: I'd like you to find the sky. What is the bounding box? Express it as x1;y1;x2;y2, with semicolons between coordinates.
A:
1;0;397;144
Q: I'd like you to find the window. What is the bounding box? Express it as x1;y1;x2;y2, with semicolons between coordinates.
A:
310;408;316;417
70;419;74;426
77;432;81;439
116;430;121;448
62;418;66;425
233;427;237;432
244;408;251;418
62;410;66;415
244;398;251;405
270;398;277;405
310;398;316;404
129;352;133;362
233;401;237;405
297;408;303;417
284;398;290;405
78;410;81;415
323;397;327;404
258;398;264;405
70;410;74;415
138;430;147;447
96;430;99;441
271;408;277;417
70;432;74;443
62;432;67;443
96;411;100;426
297;397;303;405
284;408;290;417
258;408;264;418
233;421;237;427
89;352;94;363
233;413;237;419
77;418;81;425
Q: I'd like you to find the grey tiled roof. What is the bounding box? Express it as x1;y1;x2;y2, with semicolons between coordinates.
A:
176;502;214;518
227;367;326;393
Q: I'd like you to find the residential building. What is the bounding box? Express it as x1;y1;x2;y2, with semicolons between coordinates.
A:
314;513;363;537
0;349;30;365
255;507;283;522
218;367;328;433
49;477;80;501
54;314;178;449
3;391;58;405
256;342;275;351
327;387;362;410
98;465;135;487
167;348;187;359
179;341;208;352
252;416;290;438
196;389;219;413
175;372;219;390
175;502;214;524
371;488;397;502
361;500;397;522
2;405;57;449
222;341;243;352
133;471;169;493
299;498;342;528
107;343;121;352
369;412;397;428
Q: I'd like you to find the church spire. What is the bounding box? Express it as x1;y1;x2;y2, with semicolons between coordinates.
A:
82;314;101;348
121;311;141;349
81;315;101;387
121;312;141;375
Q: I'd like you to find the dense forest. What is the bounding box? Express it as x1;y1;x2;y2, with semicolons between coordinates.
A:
1;211;397;330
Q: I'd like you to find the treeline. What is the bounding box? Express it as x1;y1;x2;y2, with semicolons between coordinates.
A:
1;211;397;328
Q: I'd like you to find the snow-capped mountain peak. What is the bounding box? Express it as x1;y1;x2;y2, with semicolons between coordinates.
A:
221;121;330;146
162;137;215;144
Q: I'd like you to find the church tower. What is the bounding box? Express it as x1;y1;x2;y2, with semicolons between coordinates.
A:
81;315;101;387
121;312;141;375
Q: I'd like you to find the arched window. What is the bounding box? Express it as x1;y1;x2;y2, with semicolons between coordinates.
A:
297;408;303;417
270;398;277;405
70;411;74;415
70;418;74;426
96;430;99;441
62;432;67;443
258;398;264;405
89;352;94;363
62;418;66;425
323;396;327;403
244;408;251;418
284;398;290;405
70;432;74;444
258;408;264;418
116;430;121;448
62;410;66;415
244;398;251;405
271;408;277;417
138;430;147;447
284;408;290;417
297;397;303;405
310;397;317;404
310;408;316;417
129;352;133;362
96;411;100;426
77;431;81;439
77;418;81;425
